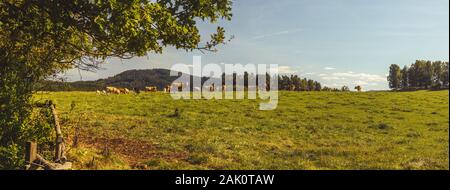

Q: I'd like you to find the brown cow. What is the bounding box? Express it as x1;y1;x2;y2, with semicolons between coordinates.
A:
145;86;158;92
118;88;130;94
106;87;121;94
164;86;171;93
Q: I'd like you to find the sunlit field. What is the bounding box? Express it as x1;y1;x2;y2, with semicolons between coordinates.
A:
34;90;449;170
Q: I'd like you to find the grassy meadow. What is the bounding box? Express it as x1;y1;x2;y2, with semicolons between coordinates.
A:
33;90;449;170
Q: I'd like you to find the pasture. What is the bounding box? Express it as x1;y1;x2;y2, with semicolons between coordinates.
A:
34;90;449;170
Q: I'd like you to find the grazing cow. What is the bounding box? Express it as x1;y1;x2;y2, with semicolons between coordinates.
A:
163;86;171;93
106;87;121;94
96;90;107;95
119;88;130;94
145;86;158;92
106;87;117;94
106;86;114;93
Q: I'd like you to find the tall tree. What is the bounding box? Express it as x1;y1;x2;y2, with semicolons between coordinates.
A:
307;79;315;91
290;75;301;91
341;85;350;92
0;0;232;155
408;63;418;88
300;78;308;91
265;73;271;91
423;61;433;88
314;81;322;91
280;75;291;90
442;62;449;88
431;61;443;89
400;66;409;89
388;64;402;89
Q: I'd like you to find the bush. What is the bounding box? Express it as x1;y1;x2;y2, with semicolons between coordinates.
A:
22;103;55;147
0;101;56;169
0;144;24;170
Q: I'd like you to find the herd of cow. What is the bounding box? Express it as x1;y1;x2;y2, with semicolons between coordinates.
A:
97;83;230;95
96;86;172;95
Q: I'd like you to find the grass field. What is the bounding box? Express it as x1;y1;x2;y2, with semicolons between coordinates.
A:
34;90;449;170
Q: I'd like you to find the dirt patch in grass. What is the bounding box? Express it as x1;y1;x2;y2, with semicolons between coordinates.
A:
77;133;187;167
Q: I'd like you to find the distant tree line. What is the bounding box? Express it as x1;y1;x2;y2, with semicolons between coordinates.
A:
278;75;322;91
388;60;449;90
227;73;348;92
277;75;352;92
39;69;356;92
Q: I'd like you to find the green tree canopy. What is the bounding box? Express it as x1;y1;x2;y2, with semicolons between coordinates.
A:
387;60;449;90
400;66;409;89
387;64;401;90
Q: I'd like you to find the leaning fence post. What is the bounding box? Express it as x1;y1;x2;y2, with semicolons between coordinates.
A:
49;101;66;162
24;101;72;170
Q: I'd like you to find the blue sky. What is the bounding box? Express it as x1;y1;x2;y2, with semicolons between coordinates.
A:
65;0;449;90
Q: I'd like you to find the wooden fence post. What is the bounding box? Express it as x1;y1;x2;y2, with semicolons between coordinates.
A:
25;141;37;164
49;101;66;162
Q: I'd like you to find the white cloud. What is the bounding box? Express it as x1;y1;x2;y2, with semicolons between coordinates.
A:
250;28;303;40
321;76;342;81
319;71;387;90
275;66;297;74
330;72;386;82
354;80;369;86
324;67;336;70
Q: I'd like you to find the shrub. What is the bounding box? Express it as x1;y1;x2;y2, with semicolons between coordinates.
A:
0;144;24;170
0;101;56;169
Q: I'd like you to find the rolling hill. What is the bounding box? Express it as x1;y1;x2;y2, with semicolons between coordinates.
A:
38;69;180;91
